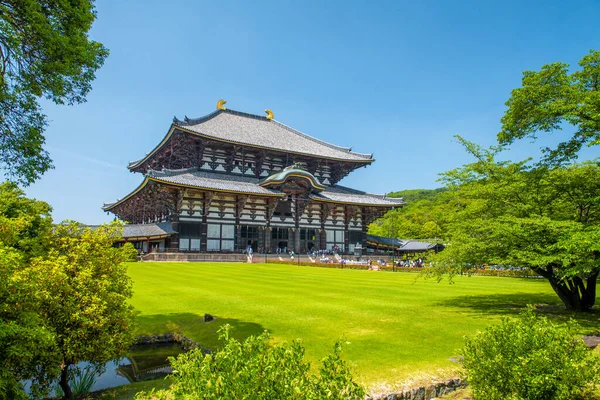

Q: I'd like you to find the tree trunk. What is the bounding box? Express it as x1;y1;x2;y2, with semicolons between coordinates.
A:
59;364;73;400
541;268;598;312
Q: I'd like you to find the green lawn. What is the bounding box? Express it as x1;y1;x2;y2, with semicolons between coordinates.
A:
128;262;599;389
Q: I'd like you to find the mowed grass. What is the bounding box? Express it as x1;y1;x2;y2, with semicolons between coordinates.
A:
128;262;599;388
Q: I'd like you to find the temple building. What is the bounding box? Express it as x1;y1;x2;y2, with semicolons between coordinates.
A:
103;101;405;254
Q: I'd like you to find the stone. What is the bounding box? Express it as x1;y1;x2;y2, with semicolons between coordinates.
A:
412;387;425;400
204;313;215;322
583;335;600;349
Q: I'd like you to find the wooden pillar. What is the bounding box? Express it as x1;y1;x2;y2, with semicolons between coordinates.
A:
265;227;272;253
200;215;208;252
257;226;265;253
169;189;182;251
236;224;243;251
293;228;301;253
361;207;368;255
200;192;216;252
319;229;327;250
343;206;350;254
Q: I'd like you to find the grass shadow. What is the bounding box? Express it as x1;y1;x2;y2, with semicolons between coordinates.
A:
436;293;600;334
134;313;268;351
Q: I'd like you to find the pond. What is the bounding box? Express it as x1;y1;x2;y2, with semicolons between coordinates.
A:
88;342;184;391
24;342;185;396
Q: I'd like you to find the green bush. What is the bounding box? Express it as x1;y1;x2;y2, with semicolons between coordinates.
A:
135;325;365;400
461;307;600;400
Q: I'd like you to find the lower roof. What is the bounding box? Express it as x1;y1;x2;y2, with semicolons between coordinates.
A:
104;168;405;211
120;222;176;240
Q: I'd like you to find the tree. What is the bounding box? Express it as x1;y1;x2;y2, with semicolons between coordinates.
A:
0;0;108;185
498;50;600;165
368;188;454;240
433;139;600;311
13;222;138;399
0;182;57;400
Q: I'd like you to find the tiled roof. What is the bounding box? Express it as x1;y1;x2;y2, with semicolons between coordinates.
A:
172;109;373;162
398;240;438;252
122;222;176;239
366;234;402;247
148;168;284;196
105;169;402;210
311;185;406;206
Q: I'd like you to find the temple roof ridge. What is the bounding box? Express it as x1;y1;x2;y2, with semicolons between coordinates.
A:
129;106;376;171
173;108;374;160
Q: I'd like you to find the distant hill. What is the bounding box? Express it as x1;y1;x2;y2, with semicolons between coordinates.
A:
386;188;447;203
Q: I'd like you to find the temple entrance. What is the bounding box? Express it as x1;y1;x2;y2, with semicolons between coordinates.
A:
247;240;258;252
271;227;289;253
239;225;259;252
300;228;317;253
277;241;288;252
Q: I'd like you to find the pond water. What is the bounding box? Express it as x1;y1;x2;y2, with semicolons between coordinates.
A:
87;342;185;391
24;342;185;396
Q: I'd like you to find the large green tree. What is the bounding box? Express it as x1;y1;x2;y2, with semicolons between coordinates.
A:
0;183;137;399
0;182;56;400
0;0;108;185
15;222;138;399
498;49;600;165
433;139;600;311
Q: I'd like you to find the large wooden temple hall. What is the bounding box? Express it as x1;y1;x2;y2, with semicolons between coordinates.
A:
103;101;405;254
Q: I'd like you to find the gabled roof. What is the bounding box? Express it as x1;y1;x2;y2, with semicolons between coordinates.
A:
128;109;374;170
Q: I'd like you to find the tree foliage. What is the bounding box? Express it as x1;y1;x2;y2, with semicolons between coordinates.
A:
498;49;600;165
432;138;600;311
136;325;366;400
0;183;137;399
462;307;600;400
0;182;56;400
0;0;108;185
368;188;454;240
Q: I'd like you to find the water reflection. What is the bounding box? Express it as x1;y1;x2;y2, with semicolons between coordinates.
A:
114;343;183;385
25;342;185;396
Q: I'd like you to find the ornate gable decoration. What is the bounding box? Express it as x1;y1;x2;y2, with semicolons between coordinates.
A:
259;163;325;196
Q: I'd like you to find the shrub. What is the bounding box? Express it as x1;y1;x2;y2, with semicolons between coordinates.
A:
135;325;366;399
461;307;600;400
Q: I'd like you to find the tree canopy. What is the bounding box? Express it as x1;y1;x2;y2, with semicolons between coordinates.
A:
498;49;600;165
0;0;108;185
0;183;137;400
431;138;600;311
0;182;56;400
368;188;454;240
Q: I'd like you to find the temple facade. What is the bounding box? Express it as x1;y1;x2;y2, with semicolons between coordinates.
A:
104;101;404;254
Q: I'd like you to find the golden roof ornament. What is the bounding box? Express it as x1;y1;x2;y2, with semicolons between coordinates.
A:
265;109;274;120
216;99;227;110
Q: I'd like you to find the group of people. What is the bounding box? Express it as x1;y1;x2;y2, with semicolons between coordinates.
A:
397;258;424;268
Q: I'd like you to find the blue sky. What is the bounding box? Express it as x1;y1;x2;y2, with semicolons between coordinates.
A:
25;0;600;224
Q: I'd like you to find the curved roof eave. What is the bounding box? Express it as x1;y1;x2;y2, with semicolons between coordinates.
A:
308;195;401;208
103;175;286;212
